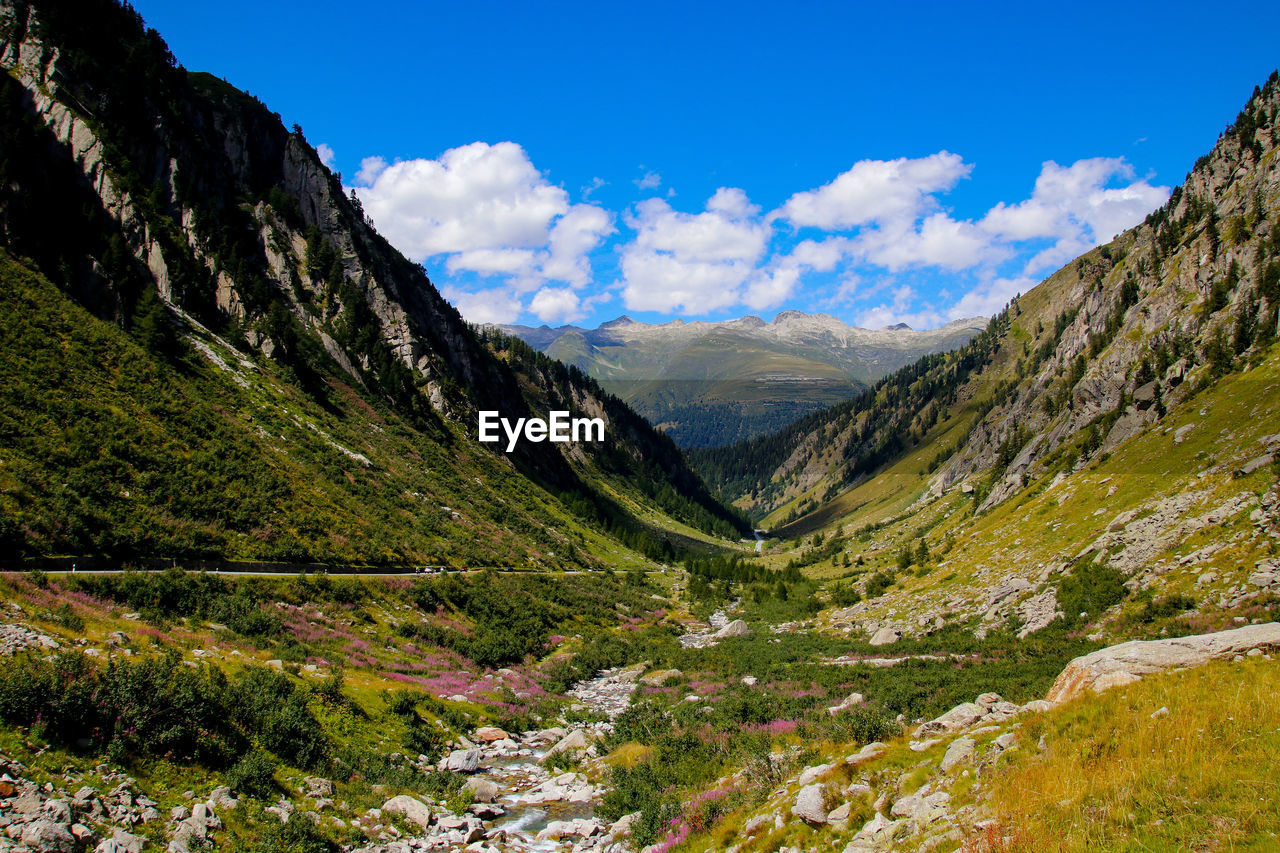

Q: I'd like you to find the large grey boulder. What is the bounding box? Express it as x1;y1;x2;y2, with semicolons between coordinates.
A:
381;794;433;829
1047;622;1280;702
940;737;975;772
714;619;751;639
916;702;987;737
544;728;592;759
463;777;499;803
439;748;483;772
868;627;900;646
791;783;828;824
20;821;77;853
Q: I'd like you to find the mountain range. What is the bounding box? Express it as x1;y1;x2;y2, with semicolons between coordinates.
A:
501;313;985;447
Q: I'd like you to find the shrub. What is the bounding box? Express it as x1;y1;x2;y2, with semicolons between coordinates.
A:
225;750;278;799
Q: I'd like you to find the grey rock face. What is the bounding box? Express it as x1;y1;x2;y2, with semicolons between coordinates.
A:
1048;622;1280;702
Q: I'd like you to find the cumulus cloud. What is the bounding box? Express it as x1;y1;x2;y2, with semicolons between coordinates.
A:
354;141;571;258
619;189;770;314
440;284;523;325
529;287;584;323
775;151;972;229
348;138;1166;329
351;141;613;320
980;157;1169;274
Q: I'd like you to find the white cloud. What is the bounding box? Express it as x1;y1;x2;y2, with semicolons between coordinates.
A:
945;275;1035;320
857;212;1007;272
441;284;523;325
316;143;337;170
635;171;662;190
354;141;569;259
351;141;614;322
619;190;770;314
529;287;584;323
775;151;972;230
980;157;1169;274
356;156;388;185
543;205;614;287
349;140;1168;329
582;176;607;200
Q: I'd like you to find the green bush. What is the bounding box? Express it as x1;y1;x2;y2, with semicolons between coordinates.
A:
225;750;278;799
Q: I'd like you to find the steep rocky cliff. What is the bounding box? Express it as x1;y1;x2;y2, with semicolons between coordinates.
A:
0;0;744;562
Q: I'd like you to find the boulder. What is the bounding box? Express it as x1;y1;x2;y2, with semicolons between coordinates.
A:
207;786;238;809
21;821;77;853
791;783;828;824
1047;623;1280;702
381;794;433;829
108;830;145;853
845;742;888;766
438;748;482;772
303;776;334;798
714;620;751;639
916;702;987;737
868;627;900;646
890;789;950;824
797;763;832;787
472;726;508;743
940;737;975;771
827;692;865;715
544;728;592;759
463;777;499;803
1237;454;1274;477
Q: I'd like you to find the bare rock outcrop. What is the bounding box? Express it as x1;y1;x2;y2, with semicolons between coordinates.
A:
1047;622;1280;702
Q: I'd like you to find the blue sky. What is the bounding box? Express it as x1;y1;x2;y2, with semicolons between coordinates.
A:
134;0;1280;329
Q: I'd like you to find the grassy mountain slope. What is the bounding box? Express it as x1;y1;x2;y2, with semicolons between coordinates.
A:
697;73;1280;530
692;72;1280;650
0;0;746;564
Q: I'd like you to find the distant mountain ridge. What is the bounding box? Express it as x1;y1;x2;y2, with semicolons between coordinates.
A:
500;312;985;448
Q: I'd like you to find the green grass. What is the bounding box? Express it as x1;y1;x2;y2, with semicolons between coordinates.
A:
982;658;1280;852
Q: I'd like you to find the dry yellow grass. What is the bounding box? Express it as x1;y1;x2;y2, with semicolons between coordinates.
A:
975;658;1280;852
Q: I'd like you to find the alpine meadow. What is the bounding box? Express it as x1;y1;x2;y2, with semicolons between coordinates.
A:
1;2;1279;853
